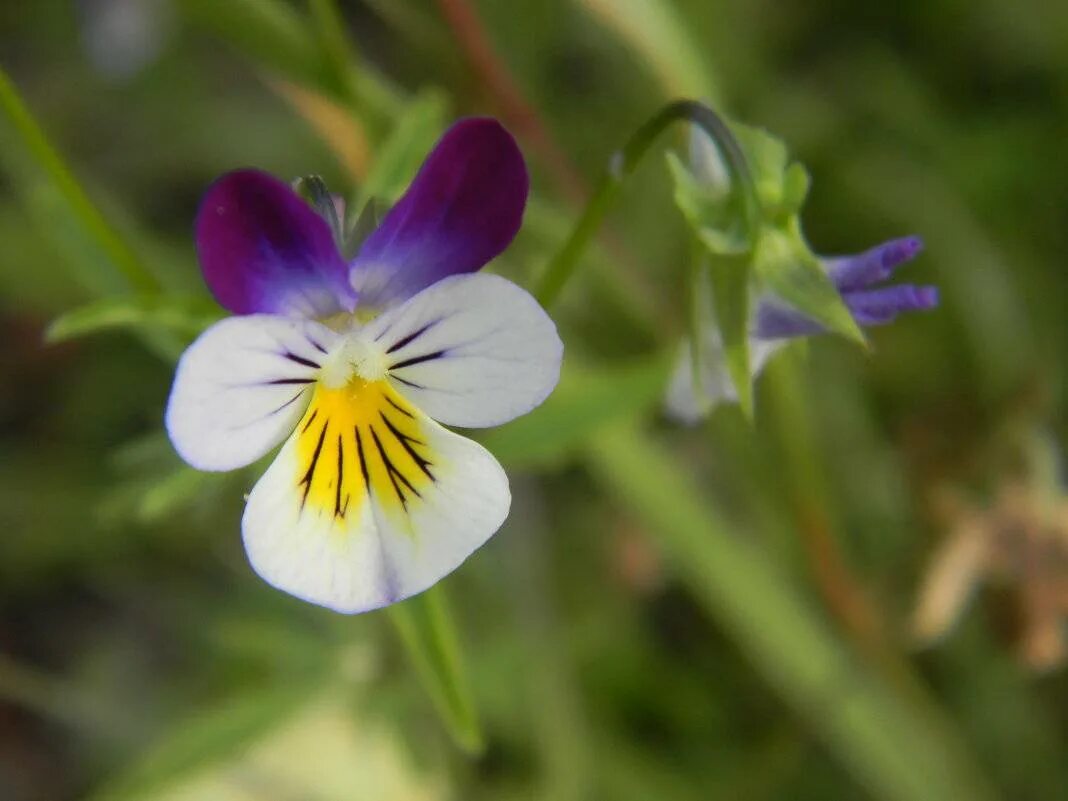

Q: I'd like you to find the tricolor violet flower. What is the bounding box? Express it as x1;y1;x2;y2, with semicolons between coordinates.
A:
166;119;563;613
665;237;938;423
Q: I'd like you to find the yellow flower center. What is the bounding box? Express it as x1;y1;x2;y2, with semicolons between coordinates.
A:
294;379;436;525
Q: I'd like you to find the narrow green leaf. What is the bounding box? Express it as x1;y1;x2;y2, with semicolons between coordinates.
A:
357;89;448;206
0;68;156;294
480;354;672;470
584;424;997;801
754;222;866;346
45;295;223;345
387;585;483;754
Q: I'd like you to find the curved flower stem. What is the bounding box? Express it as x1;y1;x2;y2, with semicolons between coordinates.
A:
535;99;759;308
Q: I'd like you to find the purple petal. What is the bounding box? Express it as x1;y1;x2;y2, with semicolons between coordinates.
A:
754;284;938;339
195;170;357;317
842;285;939;326
350;118;528;308
825;236;923;291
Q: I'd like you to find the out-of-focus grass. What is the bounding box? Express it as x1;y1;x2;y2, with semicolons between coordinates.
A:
2;1;1068;800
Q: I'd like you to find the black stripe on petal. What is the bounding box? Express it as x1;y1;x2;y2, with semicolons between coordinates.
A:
379;411;434;481
391;375;426;390
371;426;421;509
354;425;371;496
282;351;320;369
390;350;446;371
386;319;441;354
334;434;348;518
299;420;328;510
384;395;414;418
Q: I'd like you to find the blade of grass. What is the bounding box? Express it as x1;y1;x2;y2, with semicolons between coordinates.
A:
576;0;720;102
178;0;333;92
46;295;223;345
584;423;997;801
0;68;157;294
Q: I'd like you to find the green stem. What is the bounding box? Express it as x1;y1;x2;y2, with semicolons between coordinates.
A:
0;68;158;294
386;585;484;754
535;99;758;307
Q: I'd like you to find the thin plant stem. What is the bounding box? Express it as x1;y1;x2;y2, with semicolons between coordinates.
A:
386;585;484;754
535;99;759;308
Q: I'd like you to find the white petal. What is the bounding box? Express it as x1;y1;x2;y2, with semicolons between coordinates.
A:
241;381;509;613
165;314;338;471
362;273;563;428
663;334;785;424
688;123;730;191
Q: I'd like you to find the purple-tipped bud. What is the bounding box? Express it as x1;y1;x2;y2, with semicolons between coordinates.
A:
842;285;939;327
826;236;924;291
753;235;938;340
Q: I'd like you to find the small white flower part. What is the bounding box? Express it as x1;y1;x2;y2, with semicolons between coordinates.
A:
169;119;562;613
664;330;782;425
165;315;339;471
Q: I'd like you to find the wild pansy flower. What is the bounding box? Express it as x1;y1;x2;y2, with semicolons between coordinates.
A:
665;125;938;424
166;119;563;613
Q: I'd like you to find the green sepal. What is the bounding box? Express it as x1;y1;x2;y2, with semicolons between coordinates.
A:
732;123;789;214
707;256;753;419
345;197;383;260
666;151;749;255
753;221;866;346
781;162;811;217
293;174;345;252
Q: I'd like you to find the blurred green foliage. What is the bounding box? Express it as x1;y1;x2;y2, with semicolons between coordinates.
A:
2;1;1068;800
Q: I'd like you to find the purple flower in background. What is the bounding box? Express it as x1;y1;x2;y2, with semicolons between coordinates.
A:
754;237;938;339
166;119;563;613
666;237;937;423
